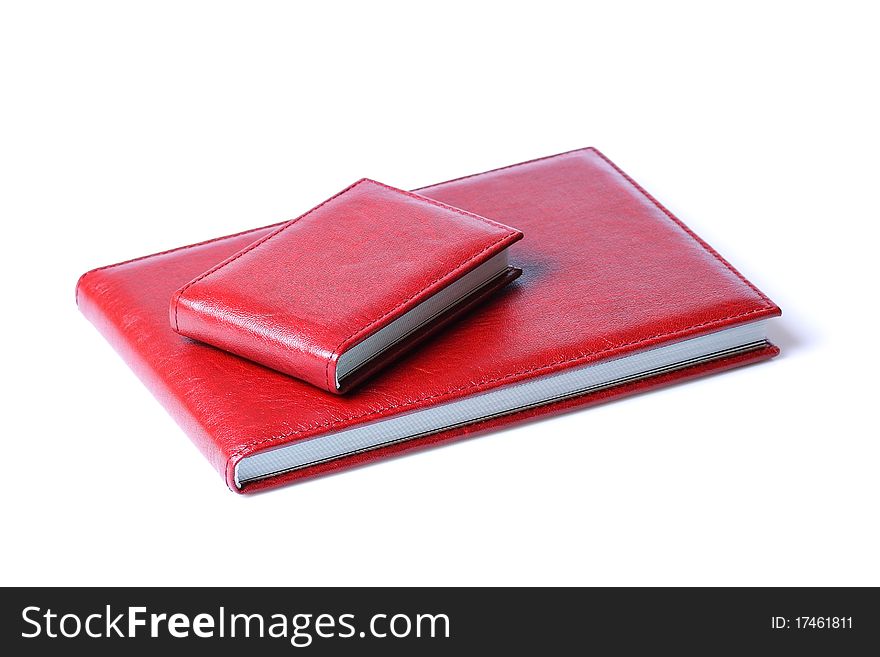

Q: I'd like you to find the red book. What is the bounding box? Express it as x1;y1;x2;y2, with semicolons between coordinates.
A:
170;179;522;393
76;148;781;493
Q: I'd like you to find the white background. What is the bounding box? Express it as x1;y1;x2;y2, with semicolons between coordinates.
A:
1;1;878;586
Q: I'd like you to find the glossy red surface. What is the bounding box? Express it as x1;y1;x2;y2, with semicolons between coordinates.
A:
171;179;522;393
76;148;781;492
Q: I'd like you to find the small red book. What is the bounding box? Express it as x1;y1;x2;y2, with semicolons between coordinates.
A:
170;179;523;393
76;148;781;493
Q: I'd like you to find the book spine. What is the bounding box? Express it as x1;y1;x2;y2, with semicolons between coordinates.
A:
171;287;337;393
76;269;232;485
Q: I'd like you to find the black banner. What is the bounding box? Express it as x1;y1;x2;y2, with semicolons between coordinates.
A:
1;587;876;654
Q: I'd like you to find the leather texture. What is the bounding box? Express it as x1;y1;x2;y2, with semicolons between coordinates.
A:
76;147;782;493
333;266;521;394
170;179;523;393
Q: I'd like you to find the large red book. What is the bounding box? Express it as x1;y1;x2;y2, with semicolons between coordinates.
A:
76;147;781;493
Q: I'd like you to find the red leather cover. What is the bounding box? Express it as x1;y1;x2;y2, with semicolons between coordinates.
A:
170;178;523;393
76;148;781;493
